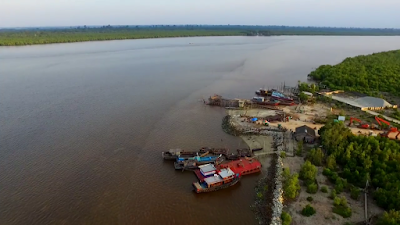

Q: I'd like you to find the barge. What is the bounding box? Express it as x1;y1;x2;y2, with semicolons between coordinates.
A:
192;167;240;193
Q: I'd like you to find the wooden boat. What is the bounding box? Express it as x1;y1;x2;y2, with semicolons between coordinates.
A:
226;153;239;160
177;155;220;164
253;100;280;106
162;149;198;160
255;88;272;96
210;148;229;156
237;148;253;157
279;101;296;106
192;167;240;193
174;160;198;170
251;148;263;152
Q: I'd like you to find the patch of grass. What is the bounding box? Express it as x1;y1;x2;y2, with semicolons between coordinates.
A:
301;204;316;217
280;151;286;158
321;186;328;193
307;196;313;202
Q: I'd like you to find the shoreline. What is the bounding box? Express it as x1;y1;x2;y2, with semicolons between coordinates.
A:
2;34;400;47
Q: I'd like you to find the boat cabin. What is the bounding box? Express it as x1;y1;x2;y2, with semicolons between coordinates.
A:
204;175;223;188
199;164;217;177
203;168;236;188
218;168;235;181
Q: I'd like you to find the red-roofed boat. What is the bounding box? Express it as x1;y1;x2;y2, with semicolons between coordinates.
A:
218;157;262;176
193;158;262;182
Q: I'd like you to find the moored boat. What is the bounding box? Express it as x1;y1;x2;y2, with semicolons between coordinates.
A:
192;167;240;193
174;160;198;170
177;155;220;164
218;157;262;176
162;149;198;160
255;88;272;96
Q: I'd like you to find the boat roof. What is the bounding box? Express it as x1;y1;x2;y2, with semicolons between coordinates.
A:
218;168;235;179
199;164;217;173
204;175;223;185
219;158;262;175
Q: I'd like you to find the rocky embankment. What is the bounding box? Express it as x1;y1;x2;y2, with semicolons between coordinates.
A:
252;132;284;225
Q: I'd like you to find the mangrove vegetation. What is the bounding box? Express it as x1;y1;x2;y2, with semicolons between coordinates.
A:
318;121;400;218
308;50;400;96
1;25;400;46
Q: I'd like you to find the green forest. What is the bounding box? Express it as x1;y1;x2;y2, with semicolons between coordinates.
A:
318;121;400;211
1;25;400;46
308;50;400;96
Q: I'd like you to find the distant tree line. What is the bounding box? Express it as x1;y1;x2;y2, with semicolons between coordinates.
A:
308;50;400;96
1;25;400;46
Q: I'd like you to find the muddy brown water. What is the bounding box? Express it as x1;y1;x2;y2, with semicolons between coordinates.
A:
1;36;400;225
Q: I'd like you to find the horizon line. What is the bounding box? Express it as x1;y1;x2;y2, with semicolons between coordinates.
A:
1;24;400;30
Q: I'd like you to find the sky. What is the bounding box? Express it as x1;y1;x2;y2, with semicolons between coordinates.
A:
1;0;399;28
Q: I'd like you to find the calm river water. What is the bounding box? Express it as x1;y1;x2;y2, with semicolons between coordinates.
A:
1;36;400;225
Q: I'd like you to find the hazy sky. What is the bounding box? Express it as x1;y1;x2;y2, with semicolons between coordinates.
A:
1;0;399;28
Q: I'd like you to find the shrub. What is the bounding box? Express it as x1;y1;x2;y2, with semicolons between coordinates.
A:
333;205;352;218
322;167;333;176
332;196;352;218
307;196;313;202
321;186;328;193
281;211;292;225
281;151;286;158
296;141;303;156
306;182;318;194
333;197;341;206
282;168;291;179
340;196;348;207
300;161;317;181
302;204;316;217
307;148;324;166
330;189;337;199
334;178;347;193
350;186;360;200
326;155;336;170
283;172;301;199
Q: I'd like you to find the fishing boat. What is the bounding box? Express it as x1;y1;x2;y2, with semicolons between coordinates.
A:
255;88;273;96
174;160;198;170
270;91;293;101
177;155;220;165
162;149;198;160
192;167;240;193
